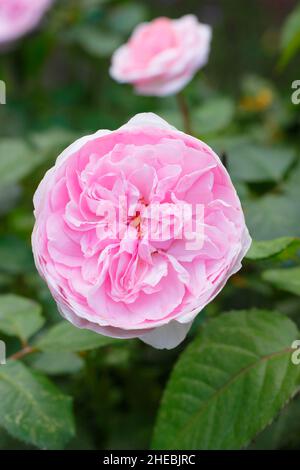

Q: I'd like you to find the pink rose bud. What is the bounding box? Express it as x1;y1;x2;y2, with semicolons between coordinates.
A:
110;15;212;96
32;114;251;349
0;0;53;46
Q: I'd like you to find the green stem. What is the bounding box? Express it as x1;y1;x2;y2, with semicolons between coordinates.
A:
9;346;38;361
176;92;192;135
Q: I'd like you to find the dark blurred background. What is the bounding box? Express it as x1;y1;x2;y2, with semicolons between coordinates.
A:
0;0;299;135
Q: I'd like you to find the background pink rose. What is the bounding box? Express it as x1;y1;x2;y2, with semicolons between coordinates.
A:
32;113;251;349
110;15;212;96
0;0;53;46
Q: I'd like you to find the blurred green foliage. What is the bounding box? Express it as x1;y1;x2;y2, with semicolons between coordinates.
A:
0;0;300;451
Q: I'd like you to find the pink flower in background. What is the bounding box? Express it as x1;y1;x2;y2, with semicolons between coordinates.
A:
0;0;53;46
110;15;212;96
32;113;251;349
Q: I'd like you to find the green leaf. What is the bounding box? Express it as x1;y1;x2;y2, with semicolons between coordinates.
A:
108;3;148;35
208;135;248;156
262;267;300;296
30;128;76;162
68;27;122;57
244;193;300;240
210;137;295;185
30;351;84;376
0;295;44;342
81;0;108;7
0;184;21;216
280;4;300;67
246;237;300;260
193;97;235;136
36;321;120;352
0;361;74;449
152;309;300;450
0;139;41;187
158;110;183;131
228;143;295;183
249;396;300;450
0;235;34;275
283;160;300;197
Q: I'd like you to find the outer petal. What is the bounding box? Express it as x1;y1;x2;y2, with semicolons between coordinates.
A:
139;320;193;349
58;303;153;340
176;225;252;324
56;129;112;167
0;0;53;46
122;112;176;131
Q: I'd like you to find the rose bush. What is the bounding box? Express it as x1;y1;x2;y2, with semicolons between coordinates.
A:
110;15;212;96
0;0;53;46
32;113;251;349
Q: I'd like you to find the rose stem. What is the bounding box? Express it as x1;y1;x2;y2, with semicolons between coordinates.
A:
176;92;193;135
9;345;38;361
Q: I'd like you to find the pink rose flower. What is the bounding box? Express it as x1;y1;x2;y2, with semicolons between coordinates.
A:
0;0;53;46
32;114;251;349
110;15;212;96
